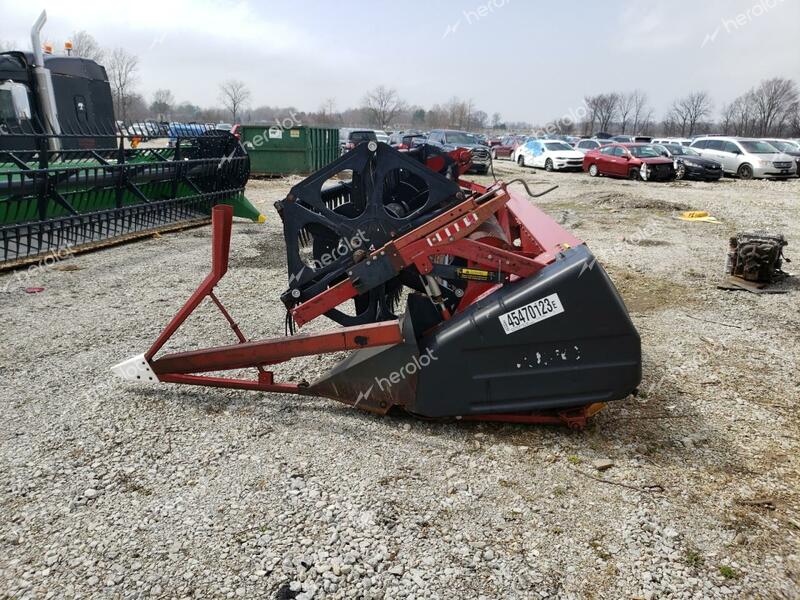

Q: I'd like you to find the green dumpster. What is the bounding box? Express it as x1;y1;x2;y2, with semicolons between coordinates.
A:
238;125;340;176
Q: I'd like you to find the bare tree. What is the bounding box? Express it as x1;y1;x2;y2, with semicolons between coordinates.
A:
125;93;149;121
670;92;712;136
70;31;104;61
106;47;139;121
582;95;600;135
411;108;426;126
318;98;337;125
790;101;800;137
750;77;799;136
219;80;251;123
618;92;635;134
735;92;757;136
471;109;488;129
445;97;467;128
720;101;737;135
630;90;651;133
595;93;620;132
426;104;449;129
581;93;619;133
150;89;174;121
660;110;679;137
363;86;405;129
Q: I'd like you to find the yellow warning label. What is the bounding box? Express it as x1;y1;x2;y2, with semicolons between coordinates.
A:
457;268;491;281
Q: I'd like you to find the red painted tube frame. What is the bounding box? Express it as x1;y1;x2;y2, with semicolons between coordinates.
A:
143;204;404;391
151;322;403;375
146;204;233;361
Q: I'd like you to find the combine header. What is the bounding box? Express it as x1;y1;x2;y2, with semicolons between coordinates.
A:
0;11;261;267
114;141;641;428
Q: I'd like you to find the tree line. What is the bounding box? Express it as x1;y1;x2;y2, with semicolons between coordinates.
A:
3;32;798;138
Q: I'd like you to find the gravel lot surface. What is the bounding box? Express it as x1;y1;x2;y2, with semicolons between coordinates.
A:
1;160;798;599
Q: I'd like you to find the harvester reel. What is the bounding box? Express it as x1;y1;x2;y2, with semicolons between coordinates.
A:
276;142;465;326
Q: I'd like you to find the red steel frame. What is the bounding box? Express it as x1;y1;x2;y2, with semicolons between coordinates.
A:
291;181;582;326
145;205;403;394
140;183;597;427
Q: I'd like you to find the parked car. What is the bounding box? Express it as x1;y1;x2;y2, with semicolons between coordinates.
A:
374;130;390;143
389;132;427;149
690;137;797;179
427;129;491;174
583;143;676;181
513;139;584;171
388;130;424;146
167;122;206;147
491;135;527;160
762;139;800;175
387;131;402;145
653;137;693;146
652;143;723;181
573;138;615;154
215;123;233;132
339;128;378;153
473;133;490;146
611;135;633;143
128;121;163;140
401;134;428;149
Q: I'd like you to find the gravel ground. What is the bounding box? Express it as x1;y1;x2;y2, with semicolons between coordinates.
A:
1;160;798;599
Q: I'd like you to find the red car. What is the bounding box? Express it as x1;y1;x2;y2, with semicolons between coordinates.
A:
491;135;527;160
583;143;676;181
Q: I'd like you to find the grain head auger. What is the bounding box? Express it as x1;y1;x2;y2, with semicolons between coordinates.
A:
113;141;642;428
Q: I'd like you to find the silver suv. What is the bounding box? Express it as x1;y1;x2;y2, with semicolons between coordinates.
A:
690;137;796;179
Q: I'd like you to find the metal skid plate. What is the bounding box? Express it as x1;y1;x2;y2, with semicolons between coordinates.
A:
308;245;641;418
411;245;641;417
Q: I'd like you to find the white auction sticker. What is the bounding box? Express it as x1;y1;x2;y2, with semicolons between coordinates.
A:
499;293;565;335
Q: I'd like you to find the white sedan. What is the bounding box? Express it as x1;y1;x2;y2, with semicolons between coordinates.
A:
513;139;585;171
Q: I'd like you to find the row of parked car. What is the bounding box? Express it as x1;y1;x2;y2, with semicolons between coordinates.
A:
337;127;800;181
339;128;492;173
501;134;800;181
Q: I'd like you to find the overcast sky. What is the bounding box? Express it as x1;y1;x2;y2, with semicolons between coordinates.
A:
1;0;798;123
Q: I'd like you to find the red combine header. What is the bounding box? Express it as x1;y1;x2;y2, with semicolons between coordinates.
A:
113;141;641;428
